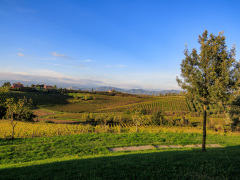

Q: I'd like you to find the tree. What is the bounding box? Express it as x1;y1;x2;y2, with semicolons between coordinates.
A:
177;30;239;151
1;82;11;92
229;96;240;131
2;82;11;87
5;98;34;139
132;108;145;132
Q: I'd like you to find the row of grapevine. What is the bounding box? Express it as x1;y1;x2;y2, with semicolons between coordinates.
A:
0;92;14;104
0;120;233;139
94;98;190;113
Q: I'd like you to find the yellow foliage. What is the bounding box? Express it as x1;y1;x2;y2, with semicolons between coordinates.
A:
0;120;239;139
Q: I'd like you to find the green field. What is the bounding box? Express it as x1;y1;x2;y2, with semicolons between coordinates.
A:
0;90;239;179
0;91;229;128
0;91;222;115
0;133;240;179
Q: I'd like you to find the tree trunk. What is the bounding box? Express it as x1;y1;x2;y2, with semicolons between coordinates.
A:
136;124;138;132
11;120;17;140
202;104;207;152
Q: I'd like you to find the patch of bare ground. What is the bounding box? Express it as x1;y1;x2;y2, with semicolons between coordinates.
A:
168;145;183;148
155;145;169;148
184;145;197;148
109;144;223;152
109;145;155;152
108;147;125;152
32;109;55;117
123;146;140;151
207;144;223;147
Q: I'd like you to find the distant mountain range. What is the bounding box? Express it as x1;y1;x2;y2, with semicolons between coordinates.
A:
76;86;182;95
0;80;182;95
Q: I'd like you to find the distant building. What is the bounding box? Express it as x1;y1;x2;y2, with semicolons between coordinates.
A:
44;85;53;90
12;82;24;89
108;89;116;93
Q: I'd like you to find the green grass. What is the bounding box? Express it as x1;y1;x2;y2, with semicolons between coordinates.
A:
0;133;240;179
1;146;240;179
1;133;240;165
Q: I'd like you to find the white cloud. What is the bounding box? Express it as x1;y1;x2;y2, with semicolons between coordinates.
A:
0;72;105;87
18;48;24;51
17;53;28;57
28;69;68;78
1;69;69;79
51;52;69;58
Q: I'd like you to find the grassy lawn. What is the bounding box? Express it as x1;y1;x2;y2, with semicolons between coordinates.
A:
1;133;240;165
0;130;240;179
0;145;240;179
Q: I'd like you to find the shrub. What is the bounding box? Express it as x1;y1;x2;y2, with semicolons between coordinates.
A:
0;105;6;119
150;111;165;125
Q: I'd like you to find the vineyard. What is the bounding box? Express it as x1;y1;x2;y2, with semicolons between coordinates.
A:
0;91;227;117
95;97;190;113
0;91;230;130
0;120;233;139
45;93;150;113
40;93;191;114
0;92;15;104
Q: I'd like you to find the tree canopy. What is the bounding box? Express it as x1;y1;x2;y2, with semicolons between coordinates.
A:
1;82;11;87
5;98;34;139
177;30;239;106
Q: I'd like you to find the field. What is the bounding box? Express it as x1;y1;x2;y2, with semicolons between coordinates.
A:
0;132;240;179
0;90;239;179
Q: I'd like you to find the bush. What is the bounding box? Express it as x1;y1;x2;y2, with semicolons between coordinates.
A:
84;95;93;100
21;110;35;122
179;116;189;126
150;111;165;125
0;105;6;119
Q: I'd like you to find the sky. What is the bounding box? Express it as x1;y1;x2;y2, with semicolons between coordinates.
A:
0;0;240;90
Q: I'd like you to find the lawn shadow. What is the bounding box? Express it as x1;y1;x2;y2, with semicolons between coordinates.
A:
1;146;240;179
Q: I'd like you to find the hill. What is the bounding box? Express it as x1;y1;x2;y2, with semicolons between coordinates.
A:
80;86;182;95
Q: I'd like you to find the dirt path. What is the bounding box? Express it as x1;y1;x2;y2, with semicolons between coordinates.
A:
108;144;223;152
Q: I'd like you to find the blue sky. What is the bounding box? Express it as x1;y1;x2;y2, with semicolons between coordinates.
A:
0;0;240;89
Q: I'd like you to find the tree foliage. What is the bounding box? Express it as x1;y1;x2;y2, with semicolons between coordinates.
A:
229;96;240;131
150;111;165;125
1;82;11;87
5;98;34;139
132;108;145;132
5;98;34;122
177;30;239;151
177;30;239;105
